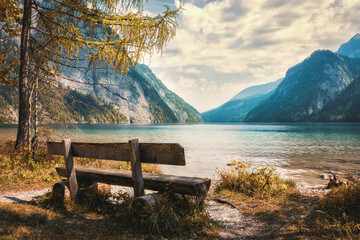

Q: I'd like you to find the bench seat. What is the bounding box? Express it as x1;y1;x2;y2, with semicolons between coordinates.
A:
56;165;211;197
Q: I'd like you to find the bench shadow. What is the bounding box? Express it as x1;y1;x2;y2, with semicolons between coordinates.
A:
3;196;28;203
3;193;48;204
0;204;134;239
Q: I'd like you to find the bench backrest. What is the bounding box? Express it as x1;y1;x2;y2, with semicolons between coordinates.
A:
47;139;186;199
47;141;185;165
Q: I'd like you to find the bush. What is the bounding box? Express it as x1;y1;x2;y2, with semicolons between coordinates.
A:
215;159;295;198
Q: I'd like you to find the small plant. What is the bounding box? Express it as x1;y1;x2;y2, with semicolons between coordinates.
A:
215;158;295;198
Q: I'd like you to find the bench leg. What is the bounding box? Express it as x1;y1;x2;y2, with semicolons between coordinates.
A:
93;183;111;195
129;139;145;197
52;181;70;200
132;193;183;210
78;178;111;195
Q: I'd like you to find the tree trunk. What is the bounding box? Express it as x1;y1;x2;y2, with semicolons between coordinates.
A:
15;0;32;149
32;76;39;160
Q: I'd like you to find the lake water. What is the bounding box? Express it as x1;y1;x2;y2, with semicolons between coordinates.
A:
1;123;360;186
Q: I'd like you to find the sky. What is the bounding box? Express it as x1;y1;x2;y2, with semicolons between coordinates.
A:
142;0;360;112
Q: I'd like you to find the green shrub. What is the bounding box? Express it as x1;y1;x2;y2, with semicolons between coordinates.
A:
215;159;295;198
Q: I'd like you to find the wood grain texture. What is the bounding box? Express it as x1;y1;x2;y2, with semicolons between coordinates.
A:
47;142;185;165
129;139;144;197
62;139;78;199
56;166;211;197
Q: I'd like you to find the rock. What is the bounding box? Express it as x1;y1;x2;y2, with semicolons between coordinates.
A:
318;174;330;180
327;173;345;189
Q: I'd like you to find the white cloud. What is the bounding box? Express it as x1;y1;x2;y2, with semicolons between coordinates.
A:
146;0;360;111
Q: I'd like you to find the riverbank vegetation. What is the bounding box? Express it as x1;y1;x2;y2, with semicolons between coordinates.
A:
1;145;359;239
212;159;360;239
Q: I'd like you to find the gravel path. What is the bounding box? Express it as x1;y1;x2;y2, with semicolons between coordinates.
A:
0;188;51;203
207;200;260;239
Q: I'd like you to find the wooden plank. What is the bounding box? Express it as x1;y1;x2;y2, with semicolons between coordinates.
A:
129;139;144;197
47;142;185;166
56;166;211;197
63;139;78;199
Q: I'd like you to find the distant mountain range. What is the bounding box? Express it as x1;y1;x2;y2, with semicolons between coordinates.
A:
202;79;282;122
203;33;360;122
336;33;360;59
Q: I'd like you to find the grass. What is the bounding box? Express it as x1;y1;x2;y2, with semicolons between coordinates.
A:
212;158;360;239
0;141;62;192
215;158;296;198
303;174;360;239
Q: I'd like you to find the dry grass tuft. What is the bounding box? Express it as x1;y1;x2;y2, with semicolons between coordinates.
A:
215;159;296;198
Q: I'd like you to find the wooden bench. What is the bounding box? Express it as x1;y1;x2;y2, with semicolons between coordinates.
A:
47;139;211;200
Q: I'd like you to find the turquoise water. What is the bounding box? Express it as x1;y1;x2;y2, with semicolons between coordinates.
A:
1;123;360;186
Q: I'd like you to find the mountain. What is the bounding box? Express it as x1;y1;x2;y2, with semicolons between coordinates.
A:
245;50;360;122
230;78;282;101
314;76;360;121
0;64;203;124
202;79;282;122
336;33;360;59
59;63;202;124
203;33;360;123
202;91;275;122
0;84;128;124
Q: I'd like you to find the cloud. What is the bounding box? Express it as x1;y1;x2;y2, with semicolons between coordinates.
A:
221;0;249;22
178;76;198;88
184;67;202;74
146;0;360;111
228;37;244;49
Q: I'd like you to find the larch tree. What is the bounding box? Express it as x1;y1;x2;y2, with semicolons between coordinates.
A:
0;0;21;86
12;0;179;149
